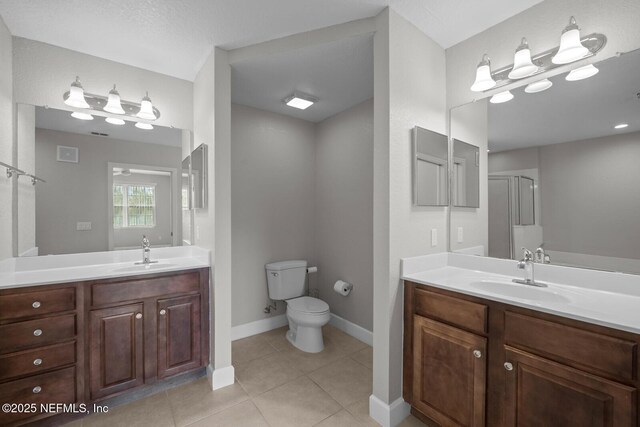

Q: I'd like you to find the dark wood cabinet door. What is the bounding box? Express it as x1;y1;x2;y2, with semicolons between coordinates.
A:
157;295;201;379
412;315;487;426
89;303;144;400
504;347;636;427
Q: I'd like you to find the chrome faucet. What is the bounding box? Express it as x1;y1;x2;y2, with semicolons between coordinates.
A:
513;247;547;287
135;235;158;265
535;246;551;264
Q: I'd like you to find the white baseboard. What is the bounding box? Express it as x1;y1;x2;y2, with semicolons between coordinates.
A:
208;364;235;390
329;313;373;346
231;314;288;341
369;394;411;427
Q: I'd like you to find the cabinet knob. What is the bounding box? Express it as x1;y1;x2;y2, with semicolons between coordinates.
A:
33;358;43;366
159;309;167;316
32;301;41;309
135;313;142;320
473;350;482;359
504;362;514;371
33;329;43;337
32;386;42;394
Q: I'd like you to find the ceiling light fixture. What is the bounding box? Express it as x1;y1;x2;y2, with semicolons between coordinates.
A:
525;79;553;93
614;123;629;129
70;111;94;120
135;122;153;130
64;76;91;109
508;38;539;79
137;92;157;120
490;91;514;104
283;92;318;110
105;117;125;125
104;84;126;114
566;64;599;81
552;16;589;64
470;54;496;92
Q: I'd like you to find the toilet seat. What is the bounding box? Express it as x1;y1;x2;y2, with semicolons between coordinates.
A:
286;296;329;315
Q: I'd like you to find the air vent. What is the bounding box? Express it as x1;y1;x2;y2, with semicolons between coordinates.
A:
57;146;78;163
90;131;109;137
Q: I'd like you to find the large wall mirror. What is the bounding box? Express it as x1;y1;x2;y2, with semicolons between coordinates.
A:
413;126;448;206
450;48;640;274
15;104;192;256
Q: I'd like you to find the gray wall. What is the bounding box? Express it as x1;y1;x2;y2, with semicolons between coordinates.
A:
35;128;181;255
488;146;540;173
0;17;12;260
315;99;373;331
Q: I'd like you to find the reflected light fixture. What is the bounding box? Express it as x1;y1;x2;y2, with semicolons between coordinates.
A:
71;111;93;120
136;92;157;120
490;90;514;104
64;76;91;109
552;16;589;64
508;38;539;79
105;117;125;125
104;85;125;114
614;123;629;129
470;54;496;92
566;64;599;81
525;79;553;93
284;92;317;110
135;122;153;130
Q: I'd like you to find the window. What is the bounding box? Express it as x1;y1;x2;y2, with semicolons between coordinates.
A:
113;184;156;228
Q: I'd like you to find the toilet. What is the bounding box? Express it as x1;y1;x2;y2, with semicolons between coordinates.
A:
266;260;330;353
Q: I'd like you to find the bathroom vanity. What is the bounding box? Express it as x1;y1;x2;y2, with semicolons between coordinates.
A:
402;253;640;427
0;249;210;426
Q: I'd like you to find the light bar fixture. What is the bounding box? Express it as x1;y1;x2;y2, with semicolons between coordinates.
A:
524;79;553;93
71;111;93;120
552;17;589;65
105;117;125;125
565;64;599;81
508;38;538;80
470;54;496;92
284;92;318;110
135;122;154;130
104;85;126;114
490;91;514;104
136;92;157;120
64;76;91;109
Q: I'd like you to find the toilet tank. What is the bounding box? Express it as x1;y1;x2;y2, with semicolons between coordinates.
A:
266;260;308;300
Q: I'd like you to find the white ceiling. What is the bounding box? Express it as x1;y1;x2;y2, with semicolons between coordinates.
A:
35;107;182;147
0;0;542;81
488;49;640;152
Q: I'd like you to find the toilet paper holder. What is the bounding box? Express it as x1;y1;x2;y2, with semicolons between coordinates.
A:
334;280;353;296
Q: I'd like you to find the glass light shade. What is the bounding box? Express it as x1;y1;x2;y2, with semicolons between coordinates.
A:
71;111;93;120
552;18;589;64
470;55;496;92
104;85;125;114
135;122;153;130
136;92;157;120
490;90;514;104
508;39;538;79
566;64;599;81
64;77;90;109
525;79;553;93
105;117;125;125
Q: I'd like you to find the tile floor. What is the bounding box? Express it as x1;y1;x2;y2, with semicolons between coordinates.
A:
69;325;426;427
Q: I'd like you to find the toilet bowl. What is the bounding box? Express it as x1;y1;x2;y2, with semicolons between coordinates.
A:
285;296;330;353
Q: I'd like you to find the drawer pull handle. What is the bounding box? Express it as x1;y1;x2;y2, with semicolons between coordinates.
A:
32;301;41;309
33;358;43;366
33;329;43;337
473;350;482;359
504;362;514;371
159;309;167;316
135;313;142;320
32;386;42;394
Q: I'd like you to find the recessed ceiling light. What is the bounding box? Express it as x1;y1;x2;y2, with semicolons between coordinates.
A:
284;92;317;110
135;122;153;130
614;123;629;129
105;117;125;125
71;111;93;120
490;90;514;104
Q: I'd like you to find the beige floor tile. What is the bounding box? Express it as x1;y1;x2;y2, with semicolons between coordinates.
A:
344;398;381;427
323;326;368;355
83;391;173;427
350;346;373;369
308;357;372;407
261;326;290;351
187;400;269;427
167;378;249;427
253;376;342;427
397;415;428;427
314;409;369;426
232;334;278;365
236;352;304;396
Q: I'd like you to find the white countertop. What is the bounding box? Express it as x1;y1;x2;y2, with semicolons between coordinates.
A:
0;246;210;290
402;253;640;335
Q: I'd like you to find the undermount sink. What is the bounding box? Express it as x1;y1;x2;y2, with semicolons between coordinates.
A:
469;280;571;303
112;263;177;273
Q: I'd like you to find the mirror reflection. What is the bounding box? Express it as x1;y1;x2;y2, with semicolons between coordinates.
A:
413;126;448;206
452;139;480;208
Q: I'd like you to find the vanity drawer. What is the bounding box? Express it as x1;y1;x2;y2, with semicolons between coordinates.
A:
0;367;76;425
0;287;75;321
414;287;487;334
0;341;76;382
91;271;201;306
505;312;637;381
0;314;76;354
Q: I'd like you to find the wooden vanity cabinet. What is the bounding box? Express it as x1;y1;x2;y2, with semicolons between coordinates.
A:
403;281;640;427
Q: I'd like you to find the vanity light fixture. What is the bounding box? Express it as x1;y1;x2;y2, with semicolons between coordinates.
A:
284;92;318;110
470;54;497;92
565;64;599;81
64;76;91;109
104;85;126;114
508;38;539;79
490;90;514;104
614;123;629;129
552;17;589;64
105;117;125;125
135;122;153;130
136;92;157;120
524;79;553;93
71;111;94;120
